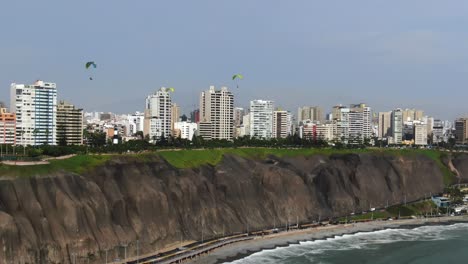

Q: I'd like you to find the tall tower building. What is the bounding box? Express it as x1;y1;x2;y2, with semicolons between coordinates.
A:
273;110;292;139
455;118;468;144
126;112;145;136
432;119;444;144
10;81;57;146
233;107;245;138
332;105;347;121
144;87;172;142
336;108;350;142
414;123;428;146
250;100;274;139
391;109;403;144
234;107;245;127
199;86;234;140
378;112;392;139
348;103;372;143
171;103;180;132
297;106;324;123
56;101;84;145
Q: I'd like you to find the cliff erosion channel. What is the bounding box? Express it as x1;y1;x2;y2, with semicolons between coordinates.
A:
0;151;464;263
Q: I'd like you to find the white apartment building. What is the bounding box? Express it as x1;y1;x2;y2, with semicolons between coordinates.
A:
299;121;316;140
250;100;274;139
273;110;292;138
174;121;197;140
414;123;428;145
336;108;350;142
391;109;403;144
127;112;144;136
10;81;57;146
348;104;372;143
199;86;234;140
144;87;172;142
316;123;336;141
239;113;250;137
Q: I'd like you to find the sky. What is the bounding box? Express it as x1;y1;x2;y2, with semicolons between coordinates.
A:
1;0;468;120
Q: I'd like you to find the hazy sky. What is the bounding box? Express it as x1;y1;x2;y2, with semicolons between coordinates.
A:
1;0;467;120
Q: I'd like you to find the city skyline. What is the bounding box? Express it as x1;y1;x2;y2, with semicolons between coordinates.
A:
1;1;468;120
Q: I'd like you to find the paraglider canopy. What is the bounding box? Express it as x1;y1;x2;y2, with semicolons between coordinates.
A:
85;61;97;80
232;74;244;80
85;62;97;69
168;87;175;92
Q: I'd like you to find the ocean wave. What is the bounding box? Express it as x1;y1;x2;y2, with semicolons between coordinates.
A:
224;223;468;264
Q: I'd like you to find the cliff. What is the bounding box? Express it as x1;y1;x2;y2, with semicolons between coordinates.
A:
0;151;464;263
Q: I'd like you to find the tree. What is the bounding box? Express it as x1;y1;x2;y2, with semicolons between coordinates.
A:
86;131;106;147
135;131;144;140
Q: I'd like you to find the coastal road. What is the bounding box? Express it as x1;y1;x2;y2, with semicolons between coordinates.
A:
116;236;254;264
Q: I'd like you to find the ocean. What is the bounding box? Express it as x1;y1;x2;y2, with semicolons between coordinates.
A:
224;223;468;264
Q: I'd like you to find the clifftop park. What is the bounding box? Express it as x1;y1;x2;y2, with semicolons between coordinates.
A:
0;148;466;263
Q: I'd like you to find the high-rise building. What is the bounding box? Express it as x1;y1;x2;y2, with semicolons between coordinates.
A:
56;101;83;145
315;123;336;141
332;105;347;121
234;107;245;127
144;87;172;142
348;103;372;143
126;112;144;136
239;113;250;137
432;119;444;144
378;112;392;139
402;109;424;122
199;86;234;140
415;110;424;121
273;110;292;139
250;100;274;139
299;120;316;140
414;123;428;146
10;81;57;146
297;106;324;124
391;109;403;144
171;103;180;132
455;118;468;144
423;116;434;136
0;108;16;145
336;108;350;142
174;121;197;140
233;107;245;138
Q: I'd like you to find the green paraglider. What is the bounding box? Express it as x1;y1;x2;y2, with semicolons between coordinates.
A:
85;62;97;69
232;74;244;80
85;61;97;80
232;74;244;88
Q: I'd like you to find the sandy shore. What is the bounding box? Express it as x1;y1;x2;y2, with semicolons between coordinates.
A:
189;215;468;264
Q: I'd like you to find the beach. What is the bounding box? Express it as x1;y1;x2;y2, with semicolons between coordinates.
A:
189;215;468;264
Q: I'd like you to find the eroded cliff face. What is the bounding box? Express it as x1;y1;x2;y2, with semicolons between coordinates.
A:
0;153;462;263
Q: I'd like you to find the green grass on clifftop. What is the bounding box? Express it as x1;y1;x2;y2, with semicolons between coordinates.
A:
0;155;112;178
0;148;458;181
158;148;457;186
158;148;374;169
